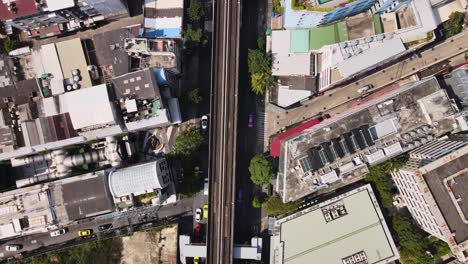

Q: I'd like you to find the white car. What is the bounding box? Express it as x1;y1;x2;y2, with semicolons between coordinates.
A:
50;228;67;237
5;244;22;252
201;115;208;131
357;84;373;93
195;208;202;222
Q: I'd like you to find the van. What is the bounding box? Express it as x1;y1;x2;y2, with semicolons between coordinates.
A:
203;178;209;195
357;84;374;93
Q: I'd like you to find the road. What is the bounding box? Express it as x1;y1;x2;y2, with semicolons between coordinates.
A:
265;30;468;142
206;0;241;263
0;198;193;262
233;0;265;246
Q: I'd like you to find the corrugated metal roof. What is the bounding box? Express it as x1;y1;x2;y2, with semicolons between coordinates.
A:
108;161;162;197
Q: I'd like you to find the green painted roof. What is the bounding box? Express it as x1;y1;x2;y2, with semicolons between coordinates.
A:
290;30;310;53
309;22;349;50
373;14;383;34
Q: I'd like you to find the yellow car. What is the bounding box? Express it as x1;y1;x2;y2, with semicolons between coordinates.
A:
194;256;199;264
203;204;208;219
77;229;92;237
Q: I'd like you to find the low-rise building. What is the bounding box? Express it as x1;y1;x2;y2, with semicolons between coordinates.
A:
270;184;399;264
392;135;468;261
143;0;183;38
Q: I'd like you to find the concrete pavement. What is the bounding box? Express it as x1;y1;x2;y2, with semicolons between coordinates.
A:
264;30;468;148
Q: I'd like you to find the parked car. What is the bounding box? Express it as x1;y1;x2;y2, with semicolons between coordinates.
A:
203;204;209;219
193;223;202;243
50;228;67;237
248;113;254;128
201;115;208;131
357;84;373;93
98;224;112;231
77;229;93;237
5;244;22;252
195;208;202;222
203;178;209;196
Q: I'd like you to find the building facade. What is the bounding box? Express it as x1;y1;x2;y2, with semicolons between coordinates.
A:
391;135;468;261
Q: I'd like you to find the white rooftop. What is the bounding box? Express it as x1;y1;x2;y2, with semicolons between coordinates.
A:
277;85;313;107
46;0;75;11
337;37;406;78
108;160;164;198
271;30;311;76
144;0;183;9
144;17;182;29
58;84;116;130
271;185;399;264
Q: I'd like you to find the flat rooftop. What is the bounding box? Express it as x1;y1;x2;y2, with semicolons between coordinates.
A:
55;38;92;88
424;153;468;244
52;172;114;222
271;184;399;264
279;77;458;202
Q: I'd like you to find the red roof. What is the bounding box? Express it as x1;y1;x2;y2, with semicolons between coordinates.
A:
270;116;325;157
0;0;38;20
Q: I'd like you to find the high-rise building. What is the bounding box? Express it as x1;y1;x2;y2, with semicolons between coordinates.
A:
391;134;468;261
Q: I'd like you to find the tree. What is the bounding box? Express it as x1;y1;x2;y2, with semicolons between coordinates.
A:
444;11;465;37
257;36;266;50
391;214;433;264
251;72;273;95
188;0;205;23
365;159;402;208
186;88;203;105
248;154;272;186
263;196;298;216
252;196;262;208
247;49;271;75
174;127;204;157
3;39;17;53
184;25;207;49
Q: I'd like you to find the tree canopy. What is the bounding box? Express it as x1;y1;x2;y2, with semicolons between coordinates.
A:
251;72;273;95
444;11;465;37
22;238;122;264
174;127;204;157
391;214;449;264
252;196;262;208
247;48;271;75
185;88;203;105
365;159;402;208
248;154;272;186
184;25;207;49
263;196;298;216
188;0;205;23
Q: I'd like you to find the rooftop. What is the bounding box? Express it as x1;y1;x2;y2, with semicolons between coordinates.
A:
442;65;468;110
108;160;169;198
279;77;460;202
309;22;348;50
112;68;160;100
422;150;468;244
271;30;313;76
54;38;92;88
0;0;38;20
143;0;183;38
270;184;399;264
58;84;117;130
45;0;74;12
51;172;114;222
93;28;131;78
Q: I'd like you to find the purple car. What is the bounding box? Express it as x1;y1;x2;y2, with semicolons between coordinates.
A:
248;113;254;128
